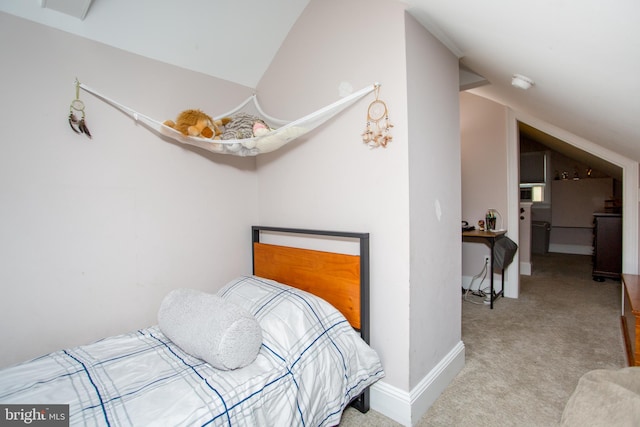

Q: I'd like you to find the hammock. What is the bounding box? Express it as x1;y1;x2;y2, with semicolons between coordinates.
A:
78;82;378;157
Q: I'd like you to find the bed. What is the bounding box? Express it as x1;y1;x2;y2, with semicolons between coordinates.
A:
0;226;384;426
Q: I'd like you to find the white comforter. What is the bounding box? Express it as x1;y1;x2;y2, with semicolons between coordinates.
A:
0;276;384;426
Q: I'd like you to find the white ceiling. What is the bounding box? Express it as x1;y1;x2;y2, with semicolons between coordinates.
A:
2;0;639;164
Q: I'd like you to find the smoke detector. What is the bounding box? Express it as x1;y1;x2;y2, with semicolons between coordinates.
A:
511;74;535;90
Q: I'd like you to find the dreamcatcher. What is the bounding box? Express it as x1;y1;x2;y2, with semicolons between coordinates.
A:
68;78;92;138
361;84;392;148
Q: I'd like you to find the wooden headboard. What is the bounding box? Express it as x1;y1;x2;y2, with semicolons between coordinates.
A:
251;226;370;344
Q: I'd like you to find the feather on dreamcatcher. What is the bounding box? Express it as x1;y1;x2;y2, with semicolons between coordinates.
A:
68;78;91;138
361;84;392;148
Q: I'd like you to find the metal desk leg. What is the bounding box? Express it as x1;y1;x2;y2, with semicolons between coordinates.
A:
490;237;495;309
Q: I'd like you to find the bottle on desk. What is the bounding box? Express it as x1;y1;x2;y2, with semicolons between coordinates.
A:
486;211;496;231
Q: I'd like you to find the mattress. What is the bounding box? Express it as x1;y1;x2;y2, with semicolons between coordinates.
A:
0;276;384;426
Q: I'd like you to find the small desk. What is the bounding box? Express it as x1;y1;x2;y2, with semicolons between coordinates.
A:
462;229;507;309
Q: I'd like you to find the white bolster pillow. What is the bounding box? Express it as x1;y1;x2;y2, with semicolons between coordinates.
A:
158;288;262;370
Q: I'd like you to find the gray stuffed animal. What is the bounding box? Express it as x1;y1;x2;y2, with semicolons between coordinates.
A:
220;113;268;140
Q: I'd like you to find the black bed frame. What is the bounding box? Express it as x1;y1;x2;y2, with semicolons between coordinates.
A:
251;225;371;413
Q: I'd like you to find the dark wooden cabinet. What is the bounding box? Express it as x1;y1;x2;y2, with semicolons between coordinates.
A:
592;213;622;281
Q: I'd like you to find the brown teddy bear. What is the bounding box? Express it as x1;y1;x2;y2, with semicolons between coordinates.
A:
163;109;227;139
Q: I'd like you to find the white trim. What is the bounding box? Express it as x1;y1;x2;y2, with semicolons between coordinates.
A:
408;341;465;423
520;261;532;276
370;341;465;426
505;110;521;298
370;381;411;426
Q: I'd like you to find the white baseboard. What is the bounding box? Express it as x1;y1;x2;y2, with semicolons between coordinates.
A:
548;243;593;255
370;341;465;426
370;381;412;426
520;261;531;276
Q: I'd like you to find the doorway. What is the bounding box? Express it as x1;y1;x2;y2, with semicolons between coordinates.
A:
506;111;639;289
518;122;623;276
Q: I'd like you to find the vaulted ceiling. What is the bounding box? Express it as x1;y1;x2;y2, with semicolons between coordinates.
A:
2;0;639;166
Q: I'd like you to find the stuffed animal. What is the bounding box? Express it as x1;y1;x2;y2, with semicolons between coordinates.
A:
163;109;226;139
252;121;269;137
220;113;269;140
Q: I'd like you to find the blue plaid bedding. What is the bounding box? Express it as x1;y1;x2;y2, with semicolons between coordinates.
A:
0;276;384;426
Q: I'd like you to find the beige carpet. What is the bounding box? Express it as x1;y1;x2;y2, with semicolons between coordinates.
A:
339;253;626;426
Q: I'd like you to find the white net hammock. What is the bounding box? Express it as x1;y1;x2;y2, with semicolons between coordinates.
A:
78;82;378;157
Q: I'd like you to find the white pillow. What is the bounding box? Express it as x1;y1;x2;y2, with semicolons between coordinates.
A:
158;288;262;370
